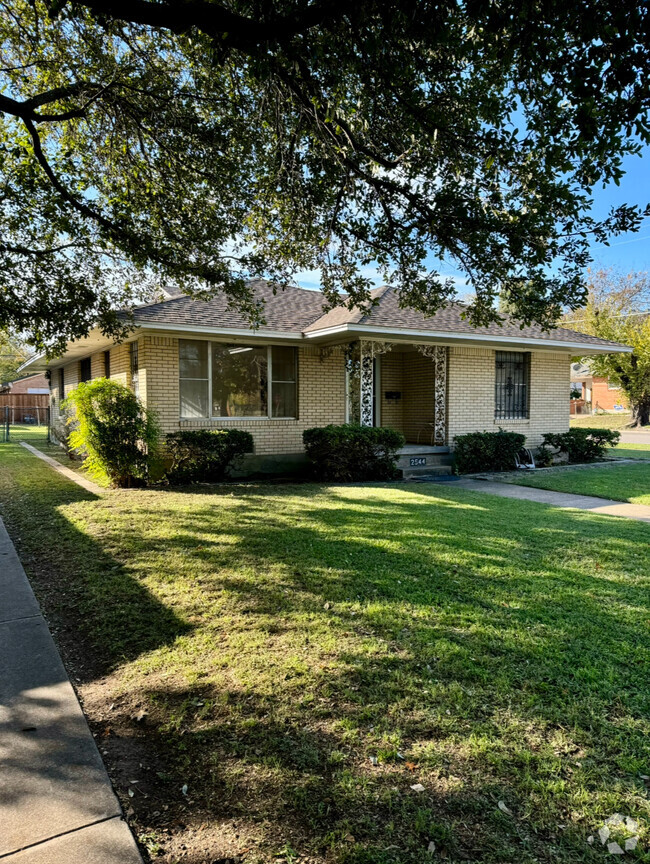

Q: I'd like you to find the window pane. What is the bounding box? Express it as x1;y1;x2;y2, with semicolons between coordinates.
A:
271;382;297;417
271;346;296;382
212;344;268;417
179;339;208;379
180;379;209;418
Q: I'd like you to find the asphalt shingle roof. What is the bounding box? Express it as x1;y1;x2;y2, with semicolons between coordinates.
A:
132;280;628;350
132;279;325;332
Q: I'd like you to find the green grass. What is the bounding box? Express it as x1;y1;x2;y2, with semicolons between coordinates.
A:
511;462;650;506
570;413;648;430
1;441;650;863
610;442;650;460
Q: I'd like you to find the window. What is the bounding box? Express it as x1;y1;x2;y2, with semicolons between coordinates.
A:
80;357;91;382
495;351;530;420
59;368;65;401
130;342;139;397
179;341;298;419
104;350;111;378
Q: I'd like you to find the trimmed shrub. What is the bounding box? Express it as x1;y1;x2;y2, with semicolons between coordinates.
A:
453;429;526;474
303;424;405;481
539;428;620;464
166;429;254;483
64;378;160;487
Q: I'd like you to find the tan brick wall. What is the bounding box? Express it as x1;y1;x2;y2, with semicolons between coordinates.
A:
379;353;403;430
402;352;436;443
109;343;131;387
138;337;347;455
50;343;133;428
447;346;570;448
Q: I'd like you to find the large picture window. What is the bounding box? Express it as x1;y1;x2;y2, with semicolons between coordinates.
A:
495;351;530;420
179;341;297;419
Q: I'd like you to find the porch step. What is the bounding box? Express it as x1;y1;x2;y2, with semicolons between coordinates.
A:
396;449;453;471
401;465;453;479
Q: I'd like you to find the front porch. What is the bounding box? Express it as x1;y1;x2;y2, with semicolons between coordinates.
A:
350;340;448;446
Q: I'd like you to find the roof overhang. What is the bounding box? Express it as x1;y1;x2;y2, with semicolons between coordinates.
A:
17;319;632;373
304;323;633;354
138;322;303;342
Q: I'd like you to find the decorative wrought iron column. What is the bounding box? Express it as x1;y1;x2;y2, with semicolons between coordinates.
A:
358;340;394;427
433;346;447;446
360;347;374;427
417;344;447;445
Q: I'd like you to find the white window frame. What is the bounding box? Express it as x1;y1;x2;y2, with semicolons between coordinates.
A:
179;341;298;421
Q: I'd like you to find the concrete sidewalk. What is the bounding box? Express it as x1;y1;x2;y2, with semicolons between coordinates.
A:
0;518;142;863
454;478;650;523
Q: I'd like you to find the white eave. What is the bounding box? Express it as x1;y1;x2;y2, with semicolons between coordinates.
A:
16;320;632;372
139;322;303;341
304;323;633;354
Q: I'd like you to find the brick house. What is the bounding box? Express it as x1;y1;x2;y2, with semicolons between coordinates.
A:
570;362;629;414
20;281;631;474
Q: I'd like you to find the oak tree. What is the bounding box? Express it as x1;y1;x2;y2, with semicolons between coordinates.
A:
1;1;650;352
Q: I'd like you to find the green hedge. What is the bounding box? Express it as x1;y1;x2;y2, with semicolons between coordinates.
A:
539;428;620;464
303;424;405;481
166;429;254;483
453;429;526;474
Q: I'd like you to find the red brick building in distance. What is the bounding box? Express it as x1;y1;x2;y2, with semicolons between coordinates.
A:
570;362;628;414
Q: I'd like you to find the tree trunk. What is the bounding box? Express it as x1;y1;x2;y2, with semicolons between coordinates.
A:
630;398;650;427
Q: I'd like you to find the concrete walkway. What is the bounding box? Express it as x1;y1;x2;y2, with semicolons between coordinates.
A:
0;517;141;863
19;442;104;496
454;478;650;523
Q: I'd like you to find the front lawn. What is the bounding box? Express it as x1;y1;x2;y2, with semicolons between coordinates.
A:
511;461;650;506
1;441;650;863
609;442;650;460
570;413;636;430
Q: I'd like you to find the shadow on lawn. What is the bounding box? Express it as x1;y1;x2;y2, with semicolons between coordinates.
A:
3;454;650;861
0;444;191;678
81;483;650;862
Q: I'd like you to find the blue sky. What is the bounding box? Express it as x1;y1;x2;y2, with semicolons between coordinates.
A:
295;147;650;293
587;148;650;272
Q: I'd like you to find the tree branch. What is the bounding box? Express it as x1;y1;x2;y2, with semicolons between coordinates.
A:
56;0;350;51
0;82;110;123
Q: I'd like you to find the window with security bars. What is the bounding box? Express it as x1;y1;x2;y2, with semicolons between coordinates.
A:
495;352;530;419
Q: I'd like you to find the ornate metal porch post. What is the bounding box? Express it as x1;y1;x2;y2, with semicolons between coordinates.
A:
358;340;393;427
360;346;374;427
417;344;447;445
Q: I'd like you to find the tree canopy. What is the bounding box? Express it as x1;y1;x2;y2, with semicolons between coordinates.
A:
2;0;650;353
0;329;30;383
565;270;650;427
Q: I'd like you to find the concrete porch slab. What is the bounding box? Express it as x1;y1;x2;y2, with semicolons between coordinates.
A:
398;444;450;454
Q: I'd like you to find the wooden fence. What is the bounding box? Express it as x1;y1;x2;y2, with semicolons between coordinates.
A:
0;393;50;424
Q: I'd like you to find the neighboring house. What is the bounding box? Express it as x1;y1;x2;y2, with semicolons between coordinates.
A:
20;281;631;471
0;372;50;424
0;372;50;395
570;362;629;413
